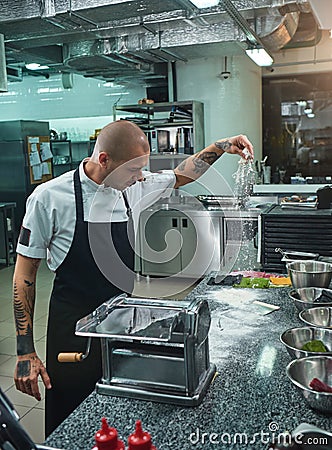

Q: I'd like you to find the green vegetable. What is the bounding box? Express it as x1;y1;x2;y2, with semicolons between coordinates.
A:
233;277;270;289
301;340;328;352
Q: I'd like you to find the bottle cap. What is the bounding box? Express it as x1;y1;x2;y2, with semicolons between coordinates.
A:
128;420;156;450
94;418;124;450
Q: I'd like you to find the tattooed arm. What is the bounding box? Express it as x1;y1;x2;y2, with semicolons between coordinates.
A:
13;254;51;400
174;135;254;188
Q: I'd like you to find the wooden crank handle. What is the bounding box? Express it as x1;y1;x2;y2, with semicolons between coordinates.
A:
57;352;83;363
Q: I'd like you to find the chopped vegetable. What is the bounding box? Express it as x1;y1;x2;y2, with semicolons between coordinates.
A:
309;378;332;393
233;277;270;289
301;340;328;352
269;276;291;286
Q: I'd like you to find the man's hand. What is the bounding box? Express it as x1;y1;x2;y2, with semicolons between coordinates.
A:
214;135;254;160
174;133;255;188
14;352;51;401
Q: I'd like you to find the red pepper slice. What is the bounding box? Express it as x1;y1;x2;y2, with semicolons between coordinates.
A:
309;377;332;393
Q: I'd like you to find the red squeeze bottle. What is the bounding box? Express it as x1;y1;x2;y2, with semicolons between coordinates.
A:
127;420;157;450
92;417;125;450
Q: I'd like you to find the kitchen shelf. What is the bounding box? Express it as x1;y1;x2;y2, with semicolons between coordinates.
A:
51;140;91;176
113;101;204;162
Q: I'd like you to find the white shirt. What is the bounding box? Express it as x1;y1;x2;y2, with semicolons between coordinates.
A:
16;161;176;271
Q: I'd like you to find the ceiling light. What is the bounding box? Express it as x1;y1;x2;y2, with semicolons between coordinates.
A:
304;107;312;114
189;0;220;8
25;63;49;70
245;47;273;67
307;113;315;118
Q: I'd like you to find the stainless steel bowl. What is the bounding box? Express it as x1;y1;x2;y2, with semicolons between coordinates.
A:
287;261;332;289
299;307;332;328
280;326;332;358
289;288;332;311
286;356;332;413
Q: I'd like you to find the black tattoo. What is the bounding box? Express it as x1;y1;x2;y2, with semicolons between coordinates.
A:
176;160;187;172
191;151;222;174
13;282;26;333
214;140;232;151
17;334;34;355
24;279;34;287
16;360;31;377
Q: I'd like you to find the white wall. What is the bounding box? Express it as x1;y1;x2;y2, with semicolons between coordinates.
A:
176;54;262;193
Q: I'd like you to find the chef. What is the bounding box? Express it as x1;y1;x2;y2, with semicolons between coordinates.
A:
12;120;254;436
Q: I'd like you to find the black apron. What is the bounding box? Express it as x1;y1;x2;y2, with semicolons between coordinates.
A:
45;168;134;437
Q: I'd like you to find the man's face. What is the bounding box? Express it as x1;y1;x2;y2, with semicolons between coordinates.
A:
103;152;150;190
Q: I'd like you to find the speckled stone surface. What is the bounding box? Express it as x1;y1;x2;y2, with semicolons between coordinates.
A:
45;278;332;449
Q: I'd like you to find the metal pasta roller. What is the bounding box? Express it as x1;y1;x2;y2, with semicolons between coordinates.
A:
59;293;216;406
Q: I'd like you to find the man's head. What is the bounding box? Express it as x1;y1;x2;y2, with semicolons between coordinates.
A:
90;120;150;190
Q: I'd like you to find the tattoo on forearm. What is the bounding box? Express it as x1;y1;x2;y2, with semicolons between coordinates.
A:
191;151;222;174
14;277;36;355
17;335;34;355
214;140;232;152
17;360;31;377
176;160;187;172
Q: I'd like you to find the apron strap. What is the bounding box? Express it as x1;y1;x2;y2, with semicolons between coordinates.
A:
122;190;132;220
73;168;84;223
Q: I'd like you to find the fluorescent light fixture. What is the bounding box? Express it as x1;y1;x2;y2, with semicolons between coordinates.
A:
25;63;49;70
189;0;219;8
245;47;273;67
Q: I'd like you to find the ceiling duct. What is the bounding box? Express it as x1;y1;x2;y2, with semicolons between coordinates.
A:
0;1;325;84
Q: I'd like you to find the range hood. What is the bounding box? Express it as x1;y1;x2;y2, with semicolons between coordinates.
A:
0;0;322;86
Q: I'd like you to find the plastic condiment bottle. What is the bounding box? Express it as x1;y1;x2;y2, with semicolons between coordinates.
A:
127;420;157;450
92;417;125;450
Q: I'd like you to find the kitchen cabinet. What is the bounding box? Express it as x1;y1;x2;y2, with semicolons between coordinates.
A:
113;101;204;170
71;141;91;168
138;208;220;277
51;140;92;174
50;140;72;177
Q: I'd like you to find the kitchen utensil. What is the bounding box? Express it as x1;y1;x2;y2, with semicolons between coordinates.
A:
59;293;216;406
286;356;332;413
299;307;332;328
280;326;332;359
288;261;332;289
289;288;332;311
275;247;319;263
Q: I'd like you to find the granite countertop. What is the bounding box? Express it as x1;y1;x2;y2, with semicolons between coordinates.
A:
45;278;332;450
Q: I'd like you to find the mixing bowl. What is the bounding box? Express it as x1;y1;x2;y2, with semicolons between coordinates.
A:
299;307;332;330
280;326;332;358
286;356;332;413
289;287;332;312
287;261;332;289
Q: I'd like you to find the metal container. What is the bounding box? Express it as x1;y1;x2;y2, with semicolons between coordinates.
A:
69;294;216;406
280;326;332;359
287;261;332;289
286;356;332;413
299;307;332;328
289;288;332;311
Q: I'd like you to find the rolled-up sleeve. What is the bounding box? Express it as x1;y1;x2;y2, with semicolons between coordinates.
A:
16;193;53;259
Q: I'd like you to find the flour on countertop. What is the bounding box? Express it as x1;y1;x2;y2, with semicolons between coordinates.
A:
198;289;275;365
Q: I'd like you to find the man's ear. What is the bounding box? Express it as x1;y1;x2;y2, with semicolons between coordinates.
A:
98;151;109;168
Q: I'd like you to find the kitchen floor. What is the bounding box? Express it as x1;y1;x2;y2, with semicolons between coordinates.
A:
0;261;197;444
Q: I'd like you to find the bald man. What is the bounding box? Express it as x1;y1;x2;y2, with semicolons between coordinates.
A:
13;120;254;435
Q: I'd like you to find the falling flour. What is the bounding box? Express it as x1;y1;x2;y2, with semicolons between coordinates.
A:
232;157;256;208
